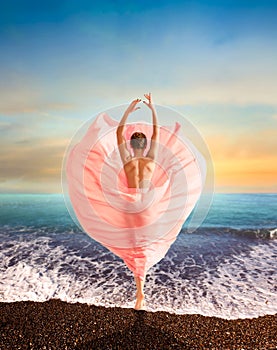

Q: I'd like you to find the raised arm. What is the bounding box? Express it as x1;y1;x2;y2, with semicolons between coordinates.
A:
117;98;141;163
144;93;159;160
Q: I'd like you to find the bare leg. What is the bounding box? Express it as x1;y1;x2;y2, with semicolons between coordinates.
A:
134;275;145;310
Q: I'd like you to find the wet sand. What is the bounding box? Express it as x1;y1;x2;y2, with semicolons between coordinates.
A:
0;299;276;349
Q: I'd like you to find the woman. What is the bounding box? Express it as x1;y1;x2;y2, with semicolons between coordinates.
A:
66;93;205;311
116;92;158;309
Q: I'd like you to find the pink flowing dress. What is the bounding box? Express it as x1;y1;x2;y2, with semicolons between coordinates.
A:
66;113;206;280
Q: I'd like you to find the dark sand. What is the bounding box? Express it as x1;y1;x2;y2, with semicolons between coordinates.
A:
0;299;276;349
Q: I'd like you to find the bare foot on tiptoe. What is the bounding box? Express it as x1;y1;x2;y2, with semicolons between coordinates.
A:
134;294;145;310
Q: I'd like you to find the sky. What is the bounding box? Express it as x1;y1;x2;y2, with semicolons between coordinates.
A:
0;0;276;193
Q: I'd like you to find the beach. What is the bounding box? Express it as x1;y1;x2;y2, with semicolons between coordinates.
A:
0;299;276;349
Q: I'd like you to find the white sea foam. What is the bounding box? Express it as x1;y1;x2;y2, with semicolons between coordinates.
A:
0;235;276;320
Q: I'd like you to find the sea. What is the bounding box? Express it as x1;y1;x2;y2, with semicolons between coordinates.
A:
0;193;276;320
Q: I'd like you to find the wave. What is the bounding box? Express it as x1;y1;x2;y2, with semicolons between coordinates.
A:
1;224;277;241
181;226;277;240
0;224;276;319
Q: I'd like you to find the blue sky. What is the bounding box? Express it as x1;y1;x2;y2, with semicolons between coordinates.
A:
0;0;276;193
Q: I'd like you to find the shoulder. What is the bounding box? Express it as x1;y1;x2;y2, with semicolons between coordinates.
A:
123;155;134;166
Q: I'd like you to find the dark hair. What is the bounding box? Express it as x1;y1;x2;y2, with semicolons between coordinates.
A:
130;132;147;149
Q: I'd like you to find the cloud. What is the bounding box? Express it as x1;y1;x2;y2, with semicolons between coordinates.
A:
205;127;277;161
0;87;75;116
1;122;276;193
0;136;67;187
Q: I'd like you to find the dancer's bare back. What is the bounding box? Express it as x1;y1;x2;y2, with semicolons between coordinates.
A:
124;157;155;188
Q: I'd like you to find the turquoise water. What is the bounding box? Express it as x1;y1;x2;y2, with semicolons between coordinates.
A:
0;193;276;229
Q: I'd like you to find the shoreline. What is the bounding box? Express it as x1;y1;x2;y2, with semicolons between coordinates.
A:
0;299;276;349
